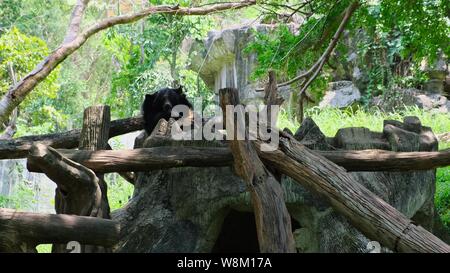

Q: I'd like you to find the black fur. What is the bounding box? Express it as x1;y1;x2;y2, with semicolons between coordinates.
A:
142;86;192;135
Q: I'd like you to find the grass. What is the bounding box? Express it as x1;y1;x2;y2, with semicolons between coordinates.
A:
106;174;134;211
278;106;450;227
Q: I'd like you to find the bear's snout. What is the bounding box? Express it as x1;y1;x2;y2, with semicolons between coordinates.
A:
163;102;172;112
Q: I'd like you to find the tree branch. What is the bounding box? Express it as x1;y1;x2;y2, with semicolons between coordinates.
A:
63;0;90;43
256;1;358;91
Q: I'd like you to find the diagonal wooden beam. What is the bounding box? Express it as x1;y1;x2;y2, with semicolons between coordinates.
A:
219;87;296;253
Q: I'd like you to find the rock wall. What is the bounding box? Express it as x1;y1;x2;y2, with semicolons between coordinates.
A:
113;117;447;253
189;25;271;104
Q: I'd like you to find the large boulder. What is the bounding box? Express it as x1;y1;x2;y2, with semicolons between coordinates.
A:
319;81;361;108
112;117;447;253
415;93;450;113
189;25;266;104
188;23;299;105
371;88;450;113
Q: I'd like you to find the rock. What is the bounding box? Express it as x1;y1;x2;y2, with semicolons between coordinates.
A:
189;25;269;104
372;88;450;113
189;23;304;105
113;117;447;253
415;93;450;113
421;52;448;94
319;81;361;108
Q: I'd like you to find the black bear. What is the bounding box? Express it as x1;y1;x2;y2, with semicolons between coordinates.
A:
142;86;193;135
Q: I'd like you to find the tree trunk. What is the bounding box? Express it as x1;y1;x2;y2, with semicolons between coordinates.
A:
263;71;284;127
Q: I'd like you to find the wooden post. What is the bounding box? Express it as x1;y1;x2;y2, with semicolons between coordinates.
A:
76;106;111;222
219;87;296;253
298;91;314;124
76;105;112;252
30;105;113;253
264;71;284;126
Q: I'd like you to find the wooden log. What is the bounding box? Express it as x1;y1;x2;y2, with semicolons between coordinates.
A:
0;116;143;159
28;147;233;173
28;144;101;205
318;148;450;171
14;143;107;252
72;105;112;253
0;208;119;253
106;143;135;184
219;87;296;253
27;106;113;253
27;147;450;173
255;132;450;253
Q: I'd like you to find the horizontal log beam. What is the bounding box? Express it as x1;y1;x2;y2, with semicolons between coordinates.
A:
27;146;233;173
0;208;120;252
27;147;450;173
320;148;450;171
0;116;143;160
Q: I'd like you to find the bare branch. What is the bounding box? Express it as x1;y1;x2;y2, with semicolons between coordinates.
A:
296;1;357;95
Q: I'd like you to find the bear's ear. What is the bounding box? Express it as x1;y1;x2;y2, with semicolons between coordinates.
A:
144;93;156;105
175;86;183;94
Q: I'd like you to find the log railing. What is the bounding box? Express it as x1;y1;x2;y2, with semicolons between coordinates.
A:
26;147;450;173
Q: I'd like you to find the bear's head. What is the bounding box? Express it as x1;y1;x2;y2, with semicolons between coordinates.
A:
142;86;193;135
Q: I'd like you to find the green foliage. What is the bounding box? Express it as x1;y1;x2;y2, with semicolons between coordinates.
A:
353;0;449;61
105;10;214;118
0;0;22;32
436;167;450;228
378;0;449;61
279;105;450;139
0;181;36;211
247;0;449;109
0;27;59;100
0;27;64;134
106;175;134;211
36;244;52;253
350;0;448;103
